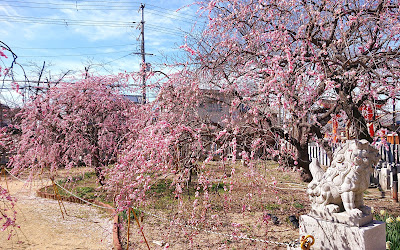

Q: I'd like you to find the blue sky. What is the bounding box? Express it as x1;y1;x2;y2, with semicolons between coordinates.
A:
0;0;203;105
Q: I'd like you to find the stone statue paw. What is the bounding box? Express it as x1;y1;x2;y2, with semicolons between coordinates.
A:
347;208;363;217
326;204;340;214
359;206;371;215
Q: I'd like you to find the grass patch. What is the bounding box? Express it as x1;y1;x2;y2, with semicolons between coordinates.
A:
75;186;96;200
41;170;112;205
293;202;304;209
119;208;142;222
211;182;226;193
264;203;281;211
150;179;174;195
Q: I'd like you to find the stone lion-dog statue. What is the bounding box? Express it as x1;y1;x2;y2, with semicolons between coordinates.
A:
307;139;379;220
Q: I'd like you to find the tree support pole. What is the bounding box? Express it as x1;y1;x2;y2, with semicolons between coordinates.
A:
126;208;131;250
132;207;150;250
51;177;68;219
2;166;9;192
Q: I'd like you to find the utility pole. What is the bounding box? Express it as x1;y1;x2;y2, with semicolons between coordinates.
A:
140;3;146;104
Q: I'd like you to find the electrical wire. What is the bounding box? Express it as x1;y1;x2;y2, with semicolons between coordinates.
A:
0;0;201;18
13;43;137;50
0;15;192;35
0;1;203;24
0;14;137;27
18;50;134;58
146;24;188;36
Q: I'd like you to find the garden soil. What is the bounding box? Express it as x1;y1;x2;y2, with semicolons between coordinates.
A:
0;170;113;250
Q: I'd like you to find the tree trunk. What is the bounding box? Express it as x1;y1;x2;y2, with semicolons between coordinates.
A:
92;148;105;185
339;91;372;142
94;165;105;186
297;146;312;182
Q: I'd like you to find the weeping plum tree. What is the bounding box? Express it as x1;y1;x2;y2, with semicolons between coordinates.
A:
0;42;18;238
176;0;400;181
105;72;215;208
105;0;400;222
104;70;284;244
10;74;134;184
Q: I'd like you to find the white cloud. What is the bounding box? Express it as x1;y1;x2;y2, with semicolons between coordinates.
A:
0;5;20;36
0;0;200;88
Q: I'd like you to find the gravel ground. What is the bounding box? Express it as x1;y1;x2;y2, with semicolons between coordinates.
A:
0;174;113;250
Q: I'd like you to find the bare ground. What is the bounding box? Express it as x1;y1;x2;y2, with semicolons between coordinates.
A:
0;170;113;250
2;163;398;250
120;162;400;250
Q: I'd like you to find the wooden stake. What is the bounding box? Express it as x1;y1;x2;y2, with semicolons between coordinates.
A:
2;167;9;192
127;208;131;250
51;177;67;219
131;208;150;250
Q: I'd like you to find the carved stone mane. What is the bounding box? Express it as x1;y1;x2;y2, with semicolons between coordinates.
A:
307;139;379;226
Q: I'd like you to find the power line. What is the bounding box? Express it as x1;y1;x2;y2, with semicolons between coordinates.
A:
0;14;192;35
1;2;196;16
146;3;200;19
0;0;201;18
146;8;201;25
0;14;137;27
146;24;188;36
13;43;137;50
146;27;186;37
18;50;134;58
0;3;135;11
0;1;203;24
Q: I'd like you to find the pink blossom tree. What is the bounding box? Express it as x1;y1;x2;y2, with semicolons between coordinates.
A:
0;42;18;238
103;1;400;241
105;72;208;208
104;69;279;243
104;0;400;219
174;0;400;181
10;74;134;184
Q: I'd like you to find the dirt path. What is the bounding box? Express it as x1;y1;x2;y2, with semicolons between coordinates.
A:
0;173;113;250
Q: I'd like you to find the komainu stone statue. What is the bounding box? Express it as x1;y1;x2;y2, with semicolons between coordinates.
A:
307;139;379;226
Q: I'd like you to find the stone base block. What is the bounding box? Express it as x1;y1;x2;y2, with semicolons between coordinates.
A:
309;209;373;227
298;215;386;250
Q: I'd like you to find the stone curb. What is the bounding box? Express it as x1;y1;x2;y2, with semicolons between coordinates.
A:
36;187;122;250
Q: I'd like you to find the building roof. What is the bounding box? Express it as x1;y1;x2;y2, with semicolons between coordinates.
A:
123;95;143;104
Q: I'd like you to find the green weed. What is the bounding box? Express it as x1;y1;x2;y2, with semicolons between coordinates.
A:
374;211;400;249
211;182;226;192
293;202;304;209
119;208;142;222
264;203;280;211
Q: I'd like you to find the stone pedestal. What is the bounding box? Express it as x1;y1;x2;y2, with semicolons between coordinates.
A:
298;215;386;250
309;209;373;227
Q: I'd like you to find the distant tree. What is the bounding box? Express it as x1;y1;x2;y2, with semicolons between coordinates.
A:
10;74;133;184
